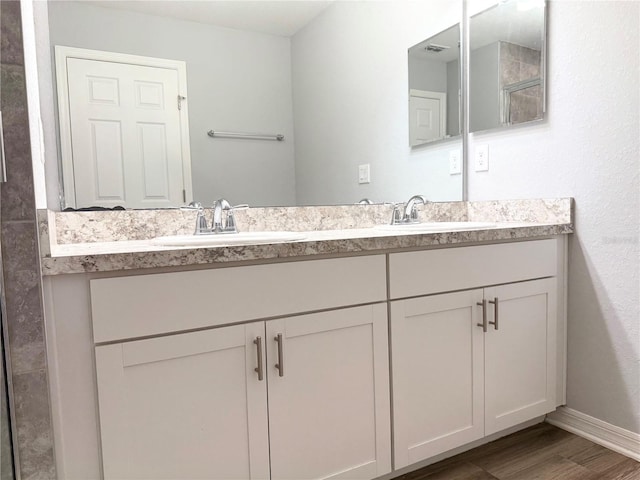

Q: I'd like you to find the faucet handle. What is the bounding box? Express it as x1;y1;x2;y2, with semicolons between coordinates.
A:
194;206;209;234
181;202;210;234
409;204;421;222
230;204;249;211
385;202;404;225
225;204;249;232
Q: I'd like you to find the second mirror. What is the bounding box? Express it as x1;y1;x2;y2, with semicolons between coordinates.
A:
469;0;546;133
408;24;461;147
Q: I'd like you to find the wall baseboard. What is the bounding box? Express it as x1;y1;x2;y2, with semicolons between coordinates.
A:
546;407;640;462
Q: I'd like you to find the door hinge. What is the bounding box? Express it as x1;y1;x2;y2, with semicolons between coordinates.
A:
178;95;186;110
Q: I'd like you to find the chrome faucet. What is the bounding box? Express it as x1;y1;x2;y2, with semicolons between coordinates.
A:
212;198;232;233
211;198;248;234
188;199;248;234
390;194;429;224
404;195;428;222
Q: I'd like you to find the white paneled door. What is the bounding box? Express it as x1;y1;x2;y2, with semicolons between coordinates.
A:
66;57;189;208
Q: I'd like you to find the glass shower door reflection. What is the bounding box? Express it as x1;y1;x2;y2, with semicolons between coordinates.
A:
501;78;543;126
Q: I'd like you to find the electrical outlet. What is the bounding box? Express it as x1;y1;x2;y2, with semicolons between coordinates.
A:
449;149;461;175
475;144;489;171
358;164;371;184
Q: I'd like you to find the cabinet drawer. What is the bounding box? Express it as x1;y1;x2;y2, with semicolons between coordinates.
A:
91;255;386;343
389;239;557;299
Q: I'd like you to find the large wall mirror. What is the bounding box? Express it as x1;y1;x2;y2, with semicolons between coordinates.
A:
35;0;464;210
469;0;546;133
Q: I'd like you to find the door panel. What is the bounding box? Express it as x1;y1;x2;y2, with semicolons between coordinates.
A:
266;305;391;480
409;90;446;146
95;323;270;480
391;290;485;468
484;278;557;435
137;123;170;199
89;120;125;200
410;96;441;144
67;58;185;208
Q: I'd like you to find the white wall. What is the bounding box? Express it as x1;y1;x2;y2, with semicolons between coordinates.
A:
467;0;639;434
44;1;296;207
447;59;461;136
469;42;500;132
409;58;448;93
291;1;463;205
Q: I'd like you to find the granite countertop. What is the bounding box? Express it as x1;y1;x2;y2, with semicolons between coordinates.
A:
42;220;573;275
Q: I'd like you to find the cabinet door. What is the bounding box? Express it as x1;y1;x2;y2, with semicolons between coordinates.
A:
391;290;485;469
266;304;391;480
95;323;270;480
484;278;557;435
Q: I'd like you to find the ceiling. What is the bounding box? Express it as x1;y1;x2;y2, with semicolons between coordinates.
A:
86;0;334;37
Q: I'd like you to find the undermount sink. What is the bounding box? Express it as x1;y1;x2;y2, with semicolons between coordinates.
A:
374;221;497;232
151;231;307;247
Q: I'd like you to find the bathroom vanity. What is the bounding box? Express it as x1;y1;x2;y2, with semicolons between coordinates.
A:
40;199;572;479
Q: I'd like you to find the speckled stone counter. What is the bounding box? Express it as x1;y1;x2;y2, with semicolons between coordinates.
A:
40;198;574;275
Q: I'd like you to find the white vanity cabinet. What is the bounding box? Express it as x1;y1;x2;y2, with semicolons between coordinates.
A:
389;240;559;469
90;256;391;480
44;237;567;479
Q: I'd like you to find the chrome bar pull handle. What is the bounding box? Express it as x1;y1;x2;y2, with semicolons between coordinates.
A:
0;112;7;183
253;336;264;381
477;300;487;332
274;333;284;377
488;297;499;330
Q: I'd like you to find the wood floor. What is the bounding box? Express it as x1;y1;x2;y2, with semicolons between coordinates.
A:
393;423;640;480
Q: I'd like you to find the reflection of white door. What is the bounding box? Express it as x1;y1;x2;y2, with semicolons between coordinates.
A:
58;47;192;208
409;89;446;146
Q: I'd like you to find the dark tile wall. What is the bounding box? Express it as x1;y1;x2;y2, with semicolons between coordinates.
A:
0;1;56;478
499;41;543;124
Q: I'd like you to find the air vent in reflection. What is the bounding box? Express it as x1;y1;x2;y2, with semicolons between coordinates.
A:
425;43;451;53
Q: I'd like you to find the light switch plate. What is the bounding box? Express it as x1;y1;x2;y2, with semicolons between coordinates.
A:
449;149;461;175
475;144;489;171
358;164;371;184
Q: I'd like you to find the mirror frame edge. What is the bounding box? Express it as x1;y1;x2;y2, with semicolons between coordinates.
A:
461;0;469;201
